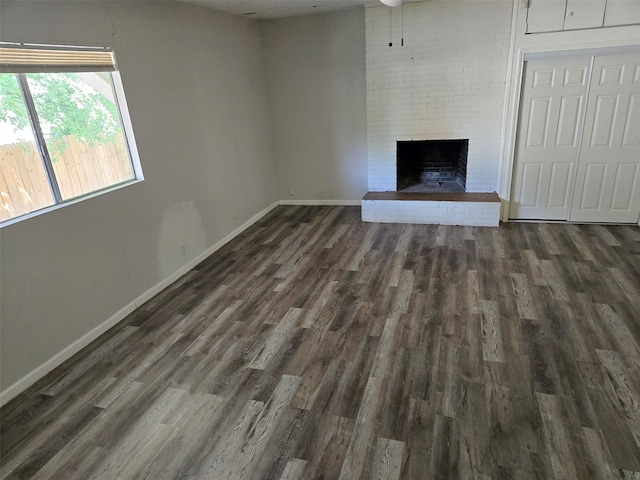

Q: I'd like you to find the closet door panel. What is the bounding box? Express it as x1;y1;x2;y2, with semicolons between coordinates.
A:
510;57;591;220
589;94;618;146
577;163;607;210
548;162;573;207
611;163;638;210
570;53;640;223
622;93;640;145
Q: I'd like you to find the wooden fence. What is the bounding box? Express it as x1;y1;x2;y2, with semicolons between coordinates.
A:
0;134;133;222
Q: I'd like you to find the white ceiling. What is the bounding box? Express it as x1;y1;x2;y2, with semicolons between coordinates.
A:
176;0;408;20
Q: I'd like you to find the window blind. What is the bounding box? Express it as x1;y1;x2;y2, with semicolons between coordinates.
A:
0;44;115;73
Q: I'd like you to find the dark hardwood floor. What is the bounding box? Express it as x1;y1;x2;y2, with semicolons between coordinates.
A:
2;205;640;479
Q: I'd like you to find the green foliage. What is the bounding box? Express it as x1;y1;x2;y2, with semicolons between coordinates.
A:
0;72;122;148
0;74;30;131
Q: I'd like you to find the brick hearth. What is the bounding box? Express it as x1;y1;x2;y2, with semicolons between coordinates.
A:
361;192;500;226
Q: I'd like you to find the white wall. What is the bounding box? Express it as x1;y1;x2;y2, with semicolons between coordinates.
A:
0;0;279;398
366;0;513;193
261;8;368;203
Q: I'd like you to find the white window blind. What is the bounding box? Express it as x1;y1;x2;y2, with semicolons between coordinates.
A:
0;43;115;73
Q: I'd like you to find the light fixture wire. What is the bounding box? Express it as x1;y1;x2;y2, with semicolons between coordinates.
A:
401;2;404;46
389;7;392;46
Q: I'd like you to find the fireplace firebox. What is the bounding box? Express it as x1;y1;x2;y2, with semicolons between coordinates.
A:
396;139;468;193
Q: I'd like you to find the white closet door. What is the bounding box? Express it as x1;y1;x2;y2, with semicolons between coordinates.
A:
510;57;591;220
569;53;640;223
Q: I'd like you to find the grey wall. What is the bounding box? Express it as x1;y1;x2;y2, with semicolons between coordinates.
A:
0;0;279;392
261;8;368;202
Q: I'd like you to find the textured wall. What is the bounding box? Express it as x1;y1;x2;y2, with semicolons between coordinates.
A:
261;8;368;203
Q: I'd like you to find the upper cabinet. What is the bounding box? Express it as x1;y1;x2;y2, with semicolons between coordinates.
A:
527;0;640;33
527;0;568;32
604;0;640;27
565;0;606;30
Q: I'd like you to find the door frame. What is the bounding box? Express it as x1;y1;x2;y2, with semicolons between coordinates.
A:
497;0;640;224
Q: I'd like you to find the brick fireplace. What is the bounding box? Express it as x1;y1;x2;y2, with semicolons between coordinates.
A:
361;1;512;226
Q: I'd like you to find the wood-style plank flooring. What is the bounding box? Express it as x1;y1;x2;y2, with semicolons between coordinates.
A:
2;205;640;479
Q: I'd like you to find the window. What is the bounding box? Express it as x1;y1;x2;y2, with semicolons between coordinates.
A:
0;43;142;225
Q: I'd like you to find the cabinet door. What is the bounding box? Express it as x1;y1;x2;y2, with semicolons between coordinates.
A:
510;57;591;220
527;0;566;33
564;0;606;30
604;0;640;27
569;53;640;223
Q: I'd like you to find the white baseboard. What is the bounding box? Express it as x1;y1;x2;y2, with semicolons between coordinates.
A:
0;301;138;407
135;201;279;307
0;200;279;407
279;199;362;206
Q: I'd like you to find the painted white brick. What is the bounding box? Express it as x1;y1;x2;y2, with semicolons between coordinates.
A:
366;0;511;196
364;1;511;223
361;200;500;227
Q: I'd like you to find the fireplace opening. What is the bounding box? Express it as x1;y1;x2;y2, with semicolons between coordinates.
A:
396;139;468;193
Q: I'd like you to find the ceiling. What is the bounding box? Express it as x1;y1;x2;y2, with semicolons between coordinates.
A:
176;0;409;20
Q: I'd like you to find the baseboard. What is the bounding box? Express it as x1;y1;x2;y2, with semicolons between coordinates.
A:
135;200;279;306
0;301;138;407
0;200;280;407
279;199;362;206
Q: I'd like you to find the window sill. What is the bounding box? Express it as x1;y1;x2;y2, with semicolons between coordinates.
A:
0;178;144;229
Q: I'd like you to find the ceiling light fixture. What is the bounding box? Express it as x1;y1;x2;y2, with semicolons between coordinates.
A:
380;0;404;7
